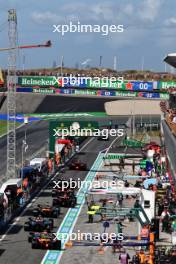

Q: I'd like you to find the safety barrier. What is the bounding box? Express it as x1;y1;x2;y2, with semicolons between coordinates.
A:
122;139;145;148
165;115;176;137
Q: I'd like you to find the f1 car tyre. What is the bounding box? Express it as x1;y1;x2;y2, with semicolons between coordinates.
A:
28;234;33;243
52;209;59;218
52;190;57;197
52;240;62;250
70;198;77;208
49;218;54;228
33;209;40;217
24;222;30;231
52;199;59;207
32;241;39;249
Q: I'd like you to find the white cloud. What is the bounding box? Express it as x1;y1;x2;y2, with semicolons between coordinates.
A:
123;4;134;16
74;34;94;45
138;0;163;22
31;2;120;25
31;0;165;27
165;17;176;26
31;11;63;25
30;0;166;49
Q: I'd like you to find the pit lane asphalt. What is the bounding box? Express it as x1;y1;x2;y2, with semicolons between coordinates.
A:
0;114;160;179
0;117;127;179
1;95;109;178
0;95;129;179
0;92;160;179
0;135;125;264
0;120;49;179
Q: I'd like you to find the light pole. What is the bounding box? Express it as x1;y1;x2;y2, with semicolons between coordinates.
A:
60;55;64;76
22;53;25;71
149;115;152;133
141;56;144;71
24;116;28;145
21;117;28;178
132;101;136;137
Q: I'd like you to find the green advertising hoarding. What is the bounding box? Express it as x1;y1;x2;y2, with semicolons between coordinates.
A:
159;93;169;99
87;78;126;89
115;91;137;97
74;89;97;95
17;76;173;93
18;76;126;89
123;139;145;147
33;88;55;94
18;76;62;87
158;81;176;90
49;120;99;154
29;112;107;120
104;154;126;159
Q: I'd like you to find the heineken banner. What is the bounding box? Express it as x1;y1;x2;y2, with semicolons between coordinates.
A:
18;76;63;87
88;80;157;91
17;76;159;91
16;76;176;92
157;81;176;91
159;93;169;99
87;79;125;89
16;87;169;99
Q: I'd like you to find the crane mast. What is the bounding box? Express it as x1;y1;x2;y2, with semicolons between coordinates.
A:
6;9;17;180
0;9;51;183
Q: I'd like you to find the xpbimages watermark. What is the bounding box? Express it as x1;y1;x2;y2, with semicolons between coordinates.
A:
53;178;124;191
56;231;124;243
53;21;124;36
60;75;124;88
53;128;124;140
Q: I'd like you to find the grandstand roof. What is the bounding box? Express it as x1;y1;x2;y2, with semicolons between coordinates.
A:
164;53;176;68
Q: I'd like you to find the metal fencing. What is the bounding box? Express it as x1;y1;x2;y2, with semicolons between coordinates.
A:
162;121;176;182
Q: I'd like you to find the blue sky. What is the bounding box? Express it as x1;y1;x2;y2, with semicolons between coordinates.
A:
0;0;176;71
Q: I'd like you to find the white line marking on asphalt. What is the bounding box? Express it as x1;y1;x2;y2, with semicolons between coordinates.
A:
80;137;94;151
41;152;103;264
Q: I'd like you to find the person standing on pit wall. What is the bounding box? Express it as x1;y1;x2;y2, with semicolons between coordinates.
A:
132;160;135;175
119;248;130;264
117;193;123;208
132;252;140;264
170;248;176;264
125;180;129;187
158;199;164;216
55;153;60;166
138;250;146;264
119;157;125;171
140;224;149;239
75;144;79;153
87;200;95;223
171;218;176;232
48;157;53;173
141;169;147;177
161;208;171;232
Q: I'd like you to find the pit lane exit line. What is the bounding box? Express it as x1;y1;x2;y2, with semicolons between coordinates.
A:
41;152;104;264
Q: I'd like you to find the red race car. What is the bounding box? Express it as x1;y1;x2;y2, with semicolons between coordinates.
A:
53;191;77;208
68;159;87;170
142;142;161;152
